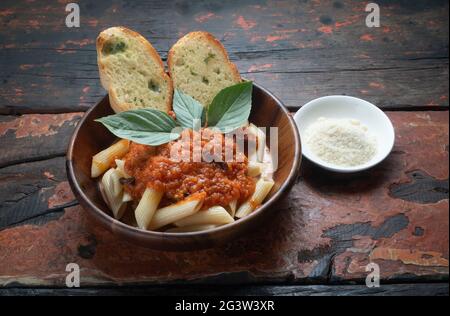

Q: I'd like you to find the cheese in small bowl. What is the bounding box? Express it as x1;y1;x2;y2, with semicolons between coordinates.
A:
304;117;377;167
294;95;395;173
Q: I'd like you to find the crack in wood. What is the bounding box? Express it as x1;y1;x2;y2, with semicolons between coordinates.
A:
394;56;449;61
0;113;82;167
0;152;67;169
10;72;100;80
6;202;78;229
326;254;336;283
13;64;443;80
0;200;78;231
0;157;77;230
375;106;449;112
0;150;66;168
0;283;447;296
242;65;444;75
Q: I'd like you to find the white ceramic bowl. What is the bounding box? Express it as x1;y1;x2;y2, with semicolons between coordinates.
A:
293;95;395;173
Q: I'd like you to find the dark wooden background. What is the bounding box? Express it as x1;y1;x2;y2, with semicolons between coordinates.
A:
0;0;448;296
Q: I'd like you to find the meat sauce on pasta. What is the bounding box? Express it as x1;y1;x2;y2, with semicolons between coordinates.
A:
122;129;256;209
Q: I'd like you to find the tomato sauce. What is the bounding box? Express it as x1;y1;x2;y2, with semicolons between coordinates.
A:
122;129;255;208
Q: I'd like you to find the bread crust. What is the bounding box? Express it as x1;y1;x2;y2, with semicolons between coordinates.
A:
167;31;241;84
96;26;173;113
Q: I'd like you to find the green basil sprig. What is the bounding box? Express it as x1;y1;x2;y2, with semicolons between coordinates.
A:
206;81;252;131
95;108;180;146
172;89;204;129
96;81;253;145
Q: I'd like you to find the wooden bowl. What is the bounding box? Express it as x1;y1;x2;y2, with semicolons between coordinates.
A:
66;83;302;251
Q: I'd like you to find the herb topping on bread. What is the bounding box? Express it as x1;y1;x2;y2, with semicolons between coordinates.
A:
168;31;241;107
97;26;173;113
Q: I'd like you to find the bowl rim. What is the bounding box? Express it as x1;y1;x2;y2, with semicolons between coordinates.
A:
66;82;302;238
293;95;395;173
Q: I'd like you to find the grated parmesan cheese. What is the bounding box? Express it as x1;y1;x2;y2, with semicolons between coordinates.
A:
304;117;377;167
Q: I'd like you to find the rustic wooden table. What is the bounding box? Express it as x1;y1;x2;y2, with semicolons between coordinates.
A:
0;0;448;296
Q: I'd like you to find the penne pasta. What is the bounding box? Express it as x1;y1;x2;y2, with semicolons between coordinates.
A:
94;111;276;233
247;150;258;163
254;124;267;162
247;161;262;177
114;203;127;221
91;139;130;178
247;126;258;162
228;199;238;217
235;178;274;218
247;123;258;138
248;124;266;162
109;167;123;197
165;224;217;233
148;192;206;230
174;206;234;227
122;191;133;202
134;187;163;230
101;168;127;219
115;159;131;178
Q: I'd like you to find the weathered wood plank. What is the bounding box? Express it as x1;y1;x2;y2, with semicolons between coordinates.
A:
1;283;448;296
0;113;83;168
2;48;446;113
0;0;448;113
245;66;448;110
0;111;447;286
0;157;76;230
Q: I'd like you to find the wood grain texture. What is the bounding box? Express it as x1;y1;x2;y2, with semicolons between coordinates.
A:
1;283;448;296
0;111;447;286
0;157;77;230
0;0;448;114
0;113;83;168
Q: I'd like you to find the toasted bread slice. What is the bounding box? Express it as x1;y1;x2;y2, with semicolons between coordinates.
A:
167;31;241;107
97;26;173;113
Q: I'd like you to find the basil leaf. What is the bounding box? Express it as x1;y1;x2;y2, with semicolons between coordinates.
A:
207;81;252;131
95;108;180;146
173;89;204;129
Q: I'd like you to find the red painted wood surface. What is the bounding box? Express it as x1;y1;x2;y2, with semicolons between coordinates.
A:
0;112;448;286
0;0;448;290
